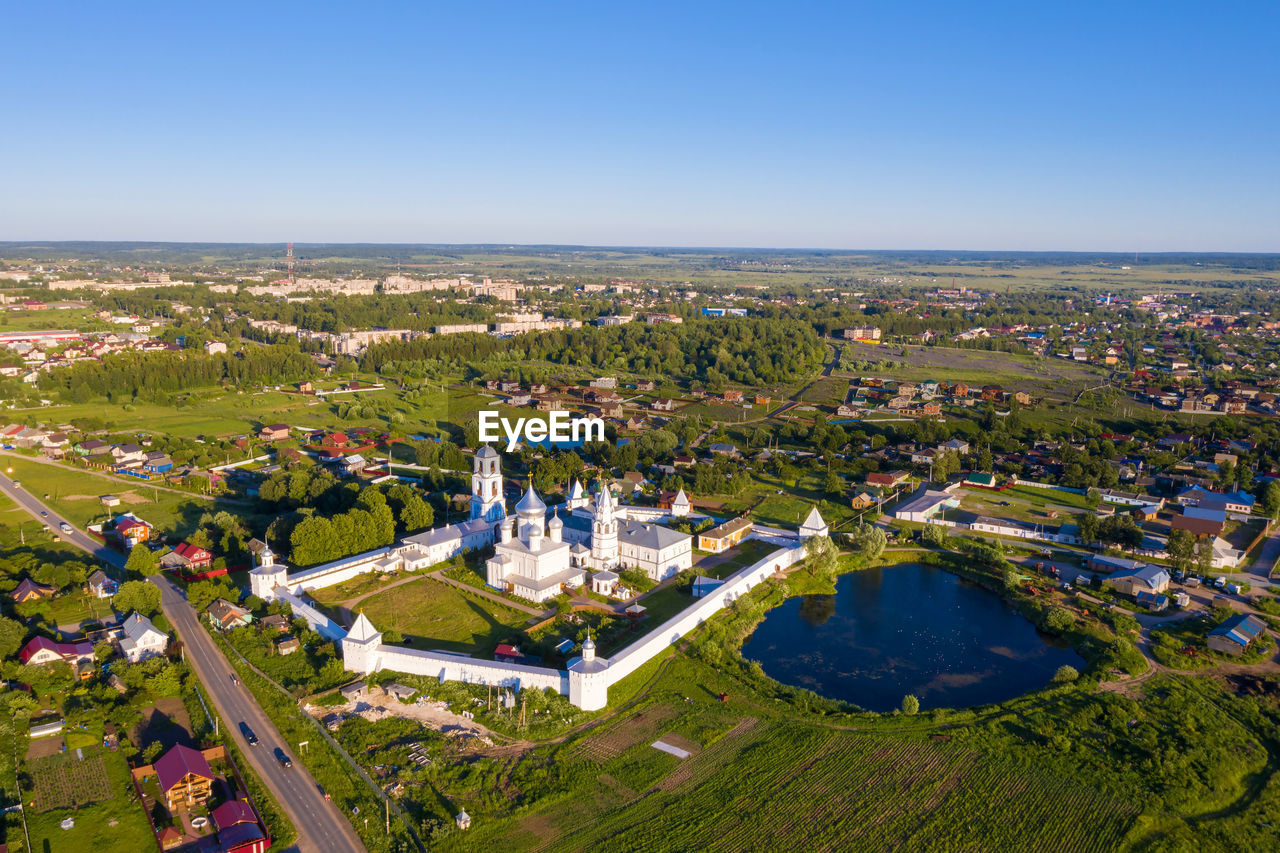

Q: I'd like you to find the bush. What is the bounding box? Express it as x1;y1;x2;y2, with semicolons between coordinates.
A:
1042;607;1074;634
1053;665;1079;683
901;694;920;715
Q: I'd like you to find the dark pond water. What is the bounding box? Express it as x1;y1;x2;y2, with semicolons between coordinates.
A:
741;563;1084;712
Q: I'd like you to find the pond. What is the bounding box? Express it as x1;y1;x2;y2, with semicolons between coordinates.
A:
741;562;1084;712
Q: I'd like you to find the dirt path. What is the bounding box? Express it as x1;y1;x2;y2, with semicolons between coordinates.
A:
428;569;549;617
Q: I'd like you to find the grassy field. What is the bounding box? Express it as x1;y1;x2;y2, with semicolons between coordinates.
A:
0;454;252;536
444;654;1149;853
357;576;531;654
839;341;1109;395
956;483;1093;524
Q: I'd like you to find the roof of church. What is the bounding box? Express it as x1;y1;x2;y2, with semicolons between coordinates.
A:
619;520;690;551
515;483;546;515
475;444;500;459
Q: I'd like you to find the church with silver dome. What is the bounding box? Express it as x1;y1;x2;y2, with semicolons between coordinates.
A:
485;466;694;603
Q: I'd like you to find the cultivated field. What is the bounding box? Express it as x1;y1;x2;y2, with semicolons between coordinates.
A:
459;714;1138;853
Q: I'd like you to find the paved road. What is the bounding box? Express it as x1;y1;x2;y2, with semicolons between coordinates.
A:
0;474;365;853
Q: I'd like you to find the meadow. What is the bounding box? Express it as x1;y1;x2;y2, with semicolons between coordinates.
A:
356;576;532;655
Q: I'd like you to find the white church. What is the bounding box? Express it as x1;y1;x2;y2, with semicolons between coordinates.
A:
484;476;695;603
252;444;695;608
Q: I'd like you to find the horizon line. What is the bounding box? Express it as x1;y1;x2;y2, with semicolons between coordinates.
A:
1;240;1278;258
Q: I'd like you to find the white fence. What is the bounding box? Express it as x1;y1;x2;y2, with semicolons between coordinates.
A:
370;646;567;694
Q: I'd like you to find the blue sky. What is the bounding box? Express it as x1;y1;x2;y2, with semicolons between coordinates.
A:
3;1;1277;250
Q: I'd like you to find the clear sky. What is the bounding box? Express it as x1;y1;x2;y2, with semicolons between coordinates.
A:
3;1;1277;251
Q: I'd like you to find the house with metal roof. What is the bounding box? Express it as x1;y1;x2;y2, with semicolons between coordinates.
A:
153;744;215;810
1103;565;1171;596
1171;506;1226;538
1207;613;1267;656
120;612;169;663
892;488;960;523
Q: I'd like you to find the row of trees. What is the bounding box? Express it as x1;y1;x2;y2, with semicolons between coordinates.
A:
289;490;398;566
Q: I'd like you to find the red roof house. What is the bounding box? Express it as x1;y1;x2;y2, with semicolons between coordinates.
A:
212;800;259;830
153;744;215;809
19;636;93;666
494;644;524;663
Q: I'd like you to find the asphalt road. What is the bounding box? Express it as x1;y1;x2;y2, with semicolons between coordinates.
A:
0;474;366;853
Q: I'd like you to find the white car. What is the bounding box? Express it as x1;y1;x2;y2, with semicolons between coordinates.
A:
60;522;72;534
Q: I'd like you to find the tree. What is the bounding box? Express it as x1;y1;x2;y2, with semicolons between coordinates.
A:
143;741;165;763
94;640;115;662
0;615;26;659
846;521;886;559
805;535;838;582
125;544;160;577
34;563;71;591
1075;512;1100;546
1262;480;1280;519
1194;537;1215;577
290;516;339;566
398;494;433;532
1052;664;1079;683
1042;607;1074;634
901;694;920;715
920;523;948;548
187;579;237;613
1166;529;1196;573
114;580;161;616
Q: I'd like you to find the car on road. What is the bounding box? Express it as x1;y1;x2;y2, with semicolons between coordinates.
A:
60;522;72;534
239;721;259;746
39;511;47;518
273;747;292;768
10;481;18;489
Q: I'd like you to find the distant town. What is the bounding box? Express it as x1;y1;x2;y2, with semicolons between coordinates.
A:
2;245;1280;853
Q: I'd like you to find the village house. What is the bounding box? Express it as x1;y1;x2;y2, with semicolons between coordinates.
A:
161;542;215;572
120;612;169;662
11;577;56;603
1103;565;1171;597
1206;614;1267;657
258;424;291;442
87;569;118;598
19;636;94;670
113;514;153;548
696;516;754;553
206;599;253;630
154;744;215;810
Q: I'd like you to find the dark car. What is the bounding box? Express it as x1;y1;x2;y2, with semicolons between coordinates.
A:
273;747;292;768
238;721;258;746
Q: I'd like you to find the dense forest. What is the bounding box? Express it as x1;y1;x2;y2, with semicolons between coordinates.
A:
361;317;826;387
36;345;317;403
